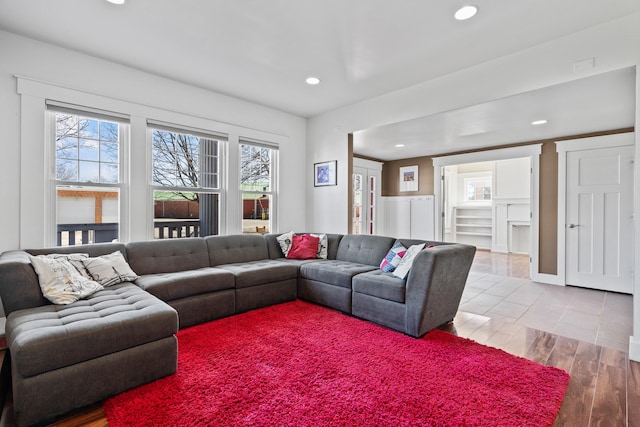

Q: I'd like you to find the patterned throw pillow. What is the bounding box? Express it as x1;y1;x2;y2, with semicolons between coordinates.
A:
311;233;328;259
46;253;93;278
392;243;426;280
82;251;139;287
380;242;407;272
277;231;295;257
30;255;103;305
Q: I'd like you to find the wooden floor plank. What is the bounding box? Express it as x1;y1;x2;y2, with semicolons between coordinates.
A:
553;341;601;427
546;336;579;372
524;330;558;364
629;360;640;427
501;327;543;357
590;364;627;427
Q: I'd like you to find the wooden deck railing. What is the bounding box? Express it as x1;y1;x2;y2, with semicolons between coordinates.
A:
57;219;202;245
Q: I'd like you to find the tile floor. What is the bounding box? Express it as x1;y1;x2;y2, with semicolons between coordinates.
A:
459;253;633;352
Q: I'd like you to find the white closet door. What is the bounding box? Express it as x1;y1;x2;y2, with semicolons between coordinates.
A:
410;197;434;240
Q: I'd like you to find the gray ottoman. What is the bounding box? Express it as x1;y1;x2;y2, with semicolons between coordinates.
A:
6;283;178;427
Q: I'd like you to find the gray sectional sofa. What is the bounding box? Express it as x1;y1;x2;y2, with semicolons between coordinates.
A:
0;233;475;426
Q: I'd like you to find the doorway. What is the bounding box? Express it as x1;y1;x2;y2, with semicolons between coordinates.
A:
442;158;531;253
352;158;382;235
557;133;635;294
433;145;542;280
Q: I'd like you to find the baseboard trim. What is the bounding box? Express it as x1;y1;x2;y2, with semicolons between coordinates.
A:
531;272;561;286
630;336;640;362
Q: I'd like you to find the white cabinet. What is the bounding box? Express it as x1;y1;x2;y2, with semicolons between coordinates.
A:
492;200;530;254
383;196;434;240
453;206;492;249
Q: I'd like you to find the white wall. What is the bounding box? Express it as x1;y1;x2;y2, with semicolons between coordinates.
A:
306;13;640;358
0;30;307;251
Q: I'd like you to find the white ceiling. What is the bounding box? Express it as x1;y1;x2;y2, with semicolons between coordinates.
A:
354;67;637;161
0;1;638;160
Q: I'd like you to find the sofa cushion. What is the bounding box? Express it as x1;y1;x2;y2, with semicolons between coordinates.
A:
276;231;295;257
287;234;320;259
265;233;343;260
216;260;298;289
393;243;426;279
135;267;235;301
82;251;139;286
29;255;103;304
6;283;178;378
379;242;407;272
300;260;377;289
352;270;406;303
205;235;269;266
336;235;395;266
126;238;210;275
311;233;328;259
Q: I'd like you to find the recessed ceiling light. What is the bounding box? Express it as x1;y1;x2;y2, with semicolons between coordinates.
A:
531;119;548;125
454;5;478;20
395;144;405;148
106;0;125;4
305;77;321;85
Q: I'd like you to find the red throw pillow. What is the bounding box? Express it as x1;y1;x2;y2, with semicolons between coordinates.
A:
286;234;320;260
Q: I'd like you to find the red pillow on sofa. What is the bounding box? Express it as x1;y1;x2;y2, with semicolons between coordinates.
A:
286;234;320;260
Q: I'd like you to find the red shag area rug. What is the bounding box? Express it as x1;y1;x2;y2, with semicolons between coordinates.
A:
105;300;570;426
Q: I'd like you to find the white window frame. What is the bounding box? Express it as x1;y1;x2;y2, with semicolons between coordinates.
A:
239;138;278;234
148;121;227;238
16;75;287;246
46;103;130;246
463;174;492;202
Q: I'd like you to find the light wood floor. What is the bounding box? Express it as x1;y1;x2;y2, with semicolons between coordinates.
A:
3;251;639;427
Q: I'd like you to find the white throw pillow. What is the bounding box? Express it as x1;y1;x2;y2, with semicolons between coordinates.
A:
311;233;328;259
392;243;426;280
45;253;92;278
277;231;295;257
30;255;103;305
82;251;139;287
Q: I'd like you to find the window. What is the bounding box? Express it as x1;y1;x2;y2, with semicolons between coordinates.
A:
352;173;363;234
150;123;225;238
240;141;276;234
464;176;492;201
51;107;128;246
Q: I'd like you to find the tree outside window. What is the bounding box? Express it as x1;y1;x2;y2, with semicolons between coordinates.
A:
240;143;274;234
151;128;221;238
53;111;123;246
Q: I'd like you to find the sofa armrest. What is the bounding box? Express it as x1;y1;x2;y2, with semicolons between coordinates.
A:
0;251;49;316
404;244;476;337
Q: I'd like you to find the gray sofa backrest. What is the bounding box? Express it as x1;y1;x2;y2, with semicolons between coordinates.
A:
205;235;269;266
264;233;343;260
0;251;48;315
27;242;127;258
336;235;395;266
394;239;450;249
126;238;210;275
0;242;127;316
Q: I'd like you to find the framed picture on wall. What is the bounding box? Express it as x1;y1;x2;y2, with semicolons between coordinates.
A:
314;160;337;187
399;165;419;192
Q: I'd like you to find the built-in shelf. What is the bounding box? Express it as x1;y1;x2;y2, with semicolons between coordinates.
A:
453;206;492;249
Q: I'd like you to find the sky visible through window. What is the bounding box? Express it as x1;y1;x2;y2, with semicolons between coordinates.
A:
55;113;119;183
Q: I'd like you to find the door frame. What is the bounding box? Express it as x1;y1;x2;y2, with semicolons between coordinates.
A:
433;144;542;281
353;157;383;235
556;132;635;287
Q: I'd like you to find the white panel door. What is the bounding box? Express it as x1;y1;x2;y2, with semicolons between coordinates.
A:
566;145;634;293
